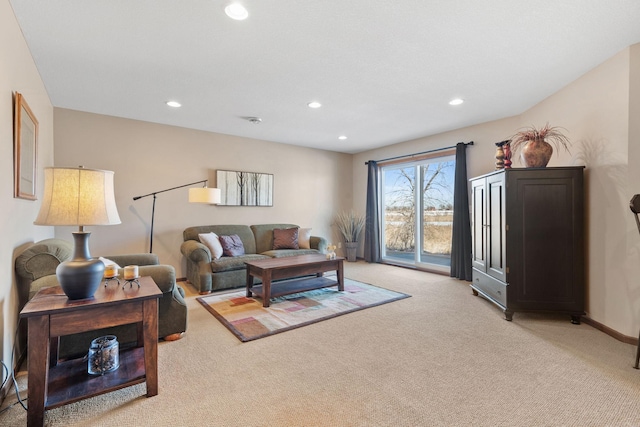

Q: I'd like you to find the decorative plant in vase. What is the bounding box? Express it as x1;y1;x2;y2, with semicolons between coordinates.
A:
509;123;571;168
334;210;365;262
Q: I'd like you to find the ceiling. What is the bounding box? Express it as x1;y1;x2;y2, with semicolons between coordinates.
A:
10;1;640;154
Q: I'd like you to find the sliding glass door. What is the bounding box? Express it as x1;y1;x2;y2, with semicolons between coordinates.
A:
381;155;455;271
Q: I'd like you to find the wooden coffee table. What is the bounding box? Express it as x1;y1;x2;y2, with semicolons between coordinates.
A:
246;254;344;307
19;276;162;427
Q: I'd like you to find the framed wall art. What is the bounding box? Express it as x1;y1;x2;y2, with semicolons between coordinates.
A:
14;92;38;200
217;170;273;206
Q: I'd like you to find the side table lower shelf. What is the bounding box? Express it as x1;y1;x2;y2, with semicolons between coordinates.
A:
46;347;146;409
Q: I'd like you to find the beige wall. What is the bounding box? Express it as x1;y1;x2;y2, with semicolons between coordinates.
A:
53;109;353;273
629;47;640;342
526;47;631;336
353;45;640;337
628;44;640;340
1;0;54;383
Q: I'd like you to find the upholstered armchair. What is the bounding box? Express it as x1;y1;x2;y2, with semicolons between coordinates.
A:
15;238;188;359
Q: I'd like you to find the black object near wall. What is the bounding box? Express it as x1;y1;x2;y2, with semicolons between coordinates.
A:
470;166;585;323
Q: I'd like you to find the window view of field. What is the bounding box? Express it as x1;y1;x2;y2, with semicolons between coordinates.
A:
385;208;453;253
383;159;455;266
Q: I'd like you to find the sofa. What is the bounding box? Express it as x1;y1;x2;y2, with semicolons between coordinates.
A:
181;224;328;294
15;238;188;359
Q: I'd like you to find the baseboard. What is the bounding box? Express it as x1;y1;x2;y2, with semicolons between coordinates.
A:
581;316;637;345
177;277;187;282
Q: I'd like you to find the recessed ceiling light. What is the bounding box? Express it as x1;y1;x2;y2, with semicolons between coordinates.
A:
166;101;181;108
308;101;322;109
338;135;347;140
449;98;464;106
225;3;248;20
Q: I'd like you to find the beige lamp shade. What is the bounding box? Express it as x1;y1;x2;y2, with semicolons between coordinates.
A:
188;187;221;204
34;167;121;226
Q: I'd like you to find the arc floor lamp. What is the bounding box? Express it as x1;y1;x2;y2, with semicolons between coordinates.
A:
133;180;220;253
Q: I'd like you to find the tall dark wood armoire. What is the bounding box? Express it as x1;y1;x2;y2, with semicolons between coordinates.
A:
470;166;585;323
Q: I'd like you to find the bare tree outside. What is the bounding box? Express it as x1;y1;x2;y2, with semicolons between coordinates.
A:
383;159;455;263
384;167;416;252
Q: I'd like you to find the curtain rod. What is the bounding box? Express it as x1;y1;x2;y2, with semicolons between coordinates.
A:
365;141;474;165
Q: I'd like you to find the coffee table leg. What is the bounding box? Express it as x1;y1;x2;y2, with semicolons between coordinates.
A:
263;270;272;308
337;259;344;291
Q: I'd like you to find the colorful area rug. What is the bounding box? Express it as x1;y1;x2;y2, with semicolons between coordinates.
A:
197;277;410;342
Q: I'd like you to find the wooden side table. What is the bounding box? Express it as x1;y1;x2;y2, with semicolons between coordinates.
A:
19;276;162;427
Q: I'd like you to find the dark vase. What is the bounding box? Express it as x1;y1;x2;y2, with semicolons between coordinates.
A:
56;231;104;300
520;138;553;168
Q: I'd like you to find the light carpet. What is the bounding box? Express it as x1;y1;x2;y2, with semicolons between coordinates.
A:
2;261;640;426
197;277;410;341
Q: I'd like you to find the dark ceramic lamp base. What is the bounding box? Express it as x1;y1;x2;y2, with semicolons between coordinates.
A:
56;231;104;300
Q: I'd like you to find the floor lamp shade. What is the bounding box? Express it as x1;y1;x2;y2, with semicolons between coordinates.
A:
34;167;121;299
188;187;221;204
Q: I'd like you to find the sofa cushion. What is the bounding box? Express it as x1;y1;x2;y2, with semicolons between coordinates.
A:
210;254;270;273
29;275;61;300
104;253;159;267
273;227;299;250
184;225;257;254
260;249;320;258
198;232;224;259
251;223;299;254
298;228;312;249
219;234;245;257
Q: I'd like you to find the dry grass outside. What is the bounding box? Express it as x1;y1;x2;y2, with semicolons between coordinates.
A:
385;211;453;255
423;224;453;254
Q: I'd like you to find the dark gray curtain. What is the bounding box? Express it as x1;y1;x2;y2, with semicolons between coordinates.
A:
450;143;472;280
364;161;381;263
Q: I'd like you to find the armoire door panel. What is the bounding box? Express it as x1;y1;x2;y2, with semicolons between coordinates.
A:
514;177;576;304
471;180;486;271
486;174;505;282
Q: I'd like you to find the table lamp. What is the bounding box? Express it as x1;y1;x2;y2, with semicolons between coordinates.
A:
34;167;121;299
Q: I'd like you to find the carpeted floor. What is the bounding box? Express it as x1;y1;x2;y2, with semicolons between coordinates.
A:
197;277;410;341
2;261;640;426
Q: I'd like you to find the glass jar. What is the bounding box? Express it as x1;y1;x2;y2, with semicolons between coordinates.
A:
88;335;119;375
